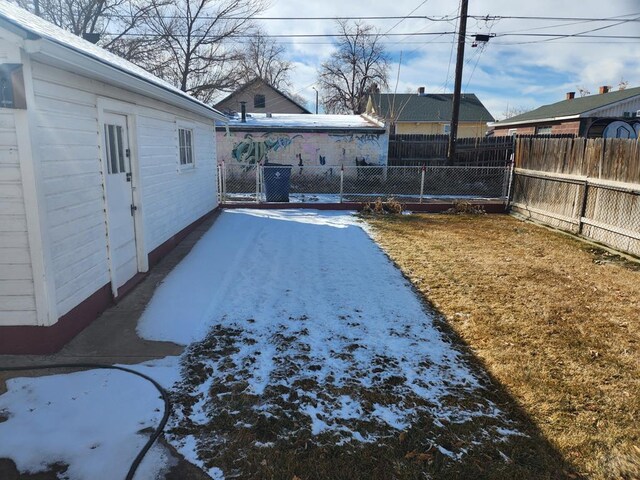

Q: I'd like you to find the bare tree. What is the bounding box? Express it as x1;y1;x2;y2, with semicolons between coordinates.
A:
13;0;158;48
238;33;293;90
502;105;531;120
137;0;265;103
577;86;591;97
317;20;389;114
287;91;309;110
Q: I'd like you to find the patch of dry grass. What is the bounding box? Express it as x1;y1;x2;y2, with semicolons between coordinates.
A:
366;213;640;480
168;318;572;479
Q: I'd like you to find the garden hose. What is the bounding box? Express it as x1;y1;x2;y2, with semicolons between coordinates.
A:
0;363;171;480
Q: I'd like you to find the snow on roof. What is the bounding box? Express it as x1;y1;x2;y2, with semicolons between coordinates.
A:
221;113;384;130
0;1;225;120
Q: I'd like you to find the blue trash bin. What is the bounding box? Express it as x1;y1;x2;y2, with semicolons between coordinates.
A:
263;163;292;202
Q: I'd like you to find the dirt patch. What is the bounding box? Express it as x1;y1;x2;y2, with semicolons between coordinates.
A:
366;213;640;480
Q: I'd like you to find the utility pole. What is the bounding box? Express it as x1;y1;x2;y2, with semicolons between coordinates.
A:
447;0;469;165
312;86;319;114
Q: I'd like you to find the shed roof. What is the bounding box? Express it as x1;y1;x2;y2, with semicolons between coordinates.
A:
492;86;640;126
217;113;385;132
369;93;494;123
0;2;226;121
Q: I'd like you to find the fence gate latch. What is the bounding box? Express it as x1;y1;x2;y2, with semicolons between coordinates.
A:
130;204;137;216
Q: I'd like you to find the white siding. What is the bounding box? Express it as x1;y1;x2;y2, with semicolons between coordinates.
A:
591;97;640;117
0;109;37;326
138;116;217;253
29;61;217;318
31;63;109;317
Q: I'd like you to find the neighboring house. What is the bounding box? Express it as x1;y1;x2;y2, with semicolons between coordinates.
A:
216;113;388;169
366;88;495;137
0;3;227;354
215;77;311;115
490;86;640;138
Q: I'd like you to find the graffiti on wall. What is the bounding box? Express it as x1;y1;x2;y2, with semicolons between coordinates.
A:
221;130;388;168
328;133;381;146
587;118;640;139
231;133;303;165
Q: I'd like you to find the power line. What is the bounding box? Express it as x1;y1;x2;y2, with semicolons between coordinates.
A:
467;13;640;22
102;31;459;38
383;0;432;35
106;12;640;23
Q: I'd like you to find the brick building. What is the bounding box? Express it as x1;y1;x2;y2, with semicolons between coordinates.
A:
490;86;640;137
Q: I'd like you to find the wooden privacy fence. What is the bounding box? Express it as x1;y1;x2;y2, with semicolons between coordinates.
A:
388;134;514;166
511;136;640;256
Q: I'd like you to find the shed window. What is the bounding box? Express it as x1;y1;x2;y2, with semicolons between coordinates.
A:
443;123;451;134
179;128;194;165
536;126;552;135
104;124;126;174
254;94;266;109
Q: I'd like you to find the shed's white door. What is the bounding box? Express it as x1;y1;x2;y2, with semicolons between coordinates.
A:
103;113;137;291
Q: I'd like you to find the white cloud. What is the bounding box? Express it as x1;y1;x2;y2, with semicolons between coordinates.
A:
254;0;640;118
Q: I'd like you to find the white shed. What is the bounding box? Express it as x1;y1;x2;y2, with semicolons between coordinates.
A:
0;3;226;353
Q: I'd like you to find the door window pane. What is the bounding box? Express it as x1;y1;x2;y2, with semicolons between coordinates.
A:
105;123;127;174
116;125;125;173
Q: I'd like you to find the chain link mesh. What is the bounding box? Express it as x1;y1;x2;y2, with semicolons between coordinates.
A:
219;163;511;204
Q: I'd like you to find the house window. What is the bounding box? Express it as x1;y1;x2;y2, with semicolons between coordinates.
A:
508;128;518;137
443;123;451;134
178;128;194;166
536;126;552;135
254;94;266;109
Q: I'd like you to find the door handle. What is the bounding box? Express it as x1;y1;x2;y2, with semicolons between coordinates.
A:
126;172;132;182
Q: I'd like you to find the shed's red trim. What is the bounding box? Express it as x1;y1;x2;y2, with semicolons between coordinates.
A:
0;207;219;355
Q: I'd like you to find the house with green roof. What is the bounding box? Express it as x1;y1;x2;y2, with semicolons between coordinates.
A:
490;85;640;138
366;88;494;137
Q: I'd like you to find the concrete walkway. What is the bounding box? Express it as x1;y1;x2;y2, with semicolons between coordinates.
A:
0;212;220;392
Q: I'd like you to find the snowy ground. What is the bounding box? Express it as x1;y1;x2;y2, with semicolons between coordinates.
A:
0;210;521;479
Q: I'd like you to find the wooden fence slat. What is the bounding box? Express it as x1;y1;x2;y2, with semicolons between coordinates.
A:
511;136;640;257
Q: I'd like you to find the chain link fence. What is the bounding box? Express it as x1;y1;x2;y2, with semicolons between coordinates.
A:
218;163;512;204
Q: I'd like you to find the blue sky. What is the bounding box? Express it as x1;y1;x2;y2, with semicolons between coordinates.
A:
255;0;640;119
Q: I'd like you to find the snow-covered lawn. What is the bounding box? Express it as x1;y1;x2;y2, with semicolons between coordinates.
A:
0;210;521;479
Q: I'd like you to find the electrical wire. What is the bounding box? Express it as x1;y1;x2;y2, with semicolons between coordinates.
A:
383;0;432;36
441;0;462;93
0;363;171;480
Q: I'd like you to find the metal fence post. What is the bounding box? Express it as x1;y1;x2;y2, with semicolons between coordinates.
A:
216;163;222;204
504;158;515;206
221;161;226;204
577;181;589;235
340;165;344;203
419;165;426;203
255;162;260;203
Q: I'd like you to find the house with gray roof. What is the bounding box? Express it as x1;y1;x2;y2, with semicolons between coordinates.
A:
366;88;494;137
490;86;640;138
